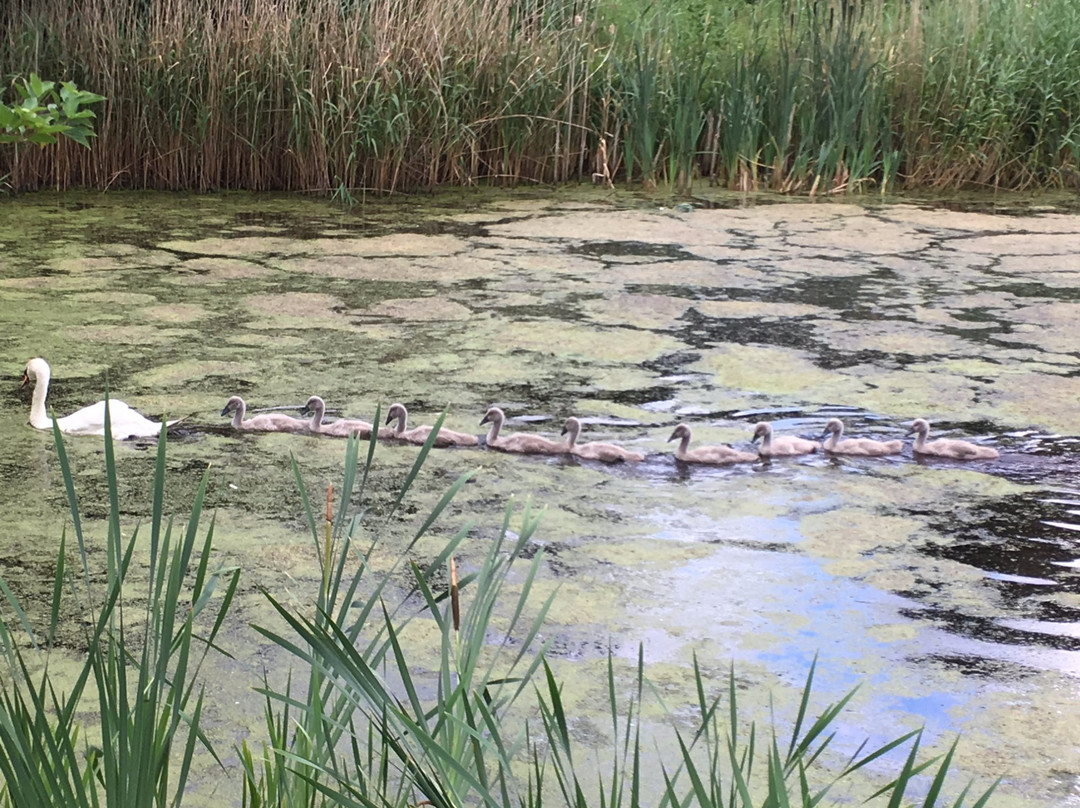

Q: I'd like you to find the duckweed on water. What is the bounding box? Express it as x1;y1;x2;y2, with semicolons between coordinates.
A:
692;344;858;399
166;257;276;282
4;193;1080;805
366;297;474;321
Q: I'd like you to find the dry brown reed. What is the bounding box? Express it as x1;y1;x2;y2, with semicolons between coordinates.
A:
1;0;597;192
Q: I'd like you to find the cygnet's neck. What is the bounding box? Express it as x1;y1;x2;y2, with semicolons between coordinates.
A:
232;399;247;429
486;411;503;442
391;407;408;435
758;425;773;449
307;399;326;429
912;427;928;451
825;420;846;451
676;432;691;455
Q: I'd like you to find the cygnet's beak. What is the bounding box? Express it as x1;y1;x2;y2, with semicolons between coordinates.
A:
301;406;312;417
561;426;569;436
751;434;762;445
384;411;394;425
479;413;491;426
666;430;678;443
220;405;231;417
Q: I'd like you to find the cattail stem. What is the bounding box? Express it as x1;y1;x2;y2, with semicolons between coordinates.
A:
450;556;460;632
323;483;333;597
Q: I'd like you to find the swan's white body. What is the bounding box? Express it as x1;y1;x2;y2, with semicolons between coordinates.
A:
23;357;175;439
751;422;819;457
562;417;645;463
386;403;479;447
480;407;566;454
907;418;998;460
301;396;384;438
668;424;757;464
222;396;310;433
821;418;902;456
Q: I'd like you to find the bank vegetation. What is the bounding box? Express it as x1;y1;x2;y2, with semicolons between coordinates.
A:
1;0;1078;194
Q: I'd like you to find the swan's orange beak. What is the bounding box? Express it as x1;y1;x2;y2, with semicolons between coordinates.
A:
20;370;29;388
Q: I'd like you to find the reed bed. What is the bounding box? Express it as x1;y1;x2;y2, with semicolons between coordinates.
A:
1;0;1078;194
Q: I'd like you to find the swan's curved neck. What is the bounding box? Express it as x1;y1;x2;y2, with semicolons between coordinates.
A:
565;422;579;449
823;430;839;451
28;367;52;429
759;427;772;449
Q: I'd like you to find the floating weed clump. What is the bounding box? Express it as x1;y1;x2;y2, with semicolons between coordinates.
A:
2;0;1078;193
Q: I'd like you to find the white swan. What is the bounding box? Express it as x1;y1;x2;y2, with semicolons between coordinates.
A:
22;357;177;439
480;407;566;454
562;416;645;463
300;395;386;438
222;395;310;433
751;421;819;457
385;403;479;447
668;423;757;464
907;418;999;460
820;418;902;456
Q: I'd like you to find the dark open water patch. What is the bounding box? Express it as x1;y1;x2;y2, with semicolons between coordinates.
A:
568;240;696;261
899;603;1080;653
914;653;1041;679
920;491;1080;581
902;486;1080;651
761;270;901;312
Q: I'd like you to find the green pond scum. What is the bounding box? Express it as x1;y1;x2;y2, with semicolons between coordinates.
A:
2;189;1080;806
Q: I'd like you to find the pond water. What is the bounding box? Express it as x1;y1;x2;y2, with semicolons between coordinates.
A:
2;189;1079;806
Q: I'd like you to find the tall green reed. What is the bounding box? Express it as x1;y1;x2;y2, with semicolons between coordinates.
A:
711;44;766;191
907;0;1080;188
0;401;239;808
537;647;1000;808
243;409;557;807
664;55;707;194
614;20;662;189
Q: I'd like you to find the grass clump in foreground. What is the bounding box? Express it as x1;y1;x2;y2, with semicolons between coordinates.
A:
2;0;1079;194
0;404;1000;807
